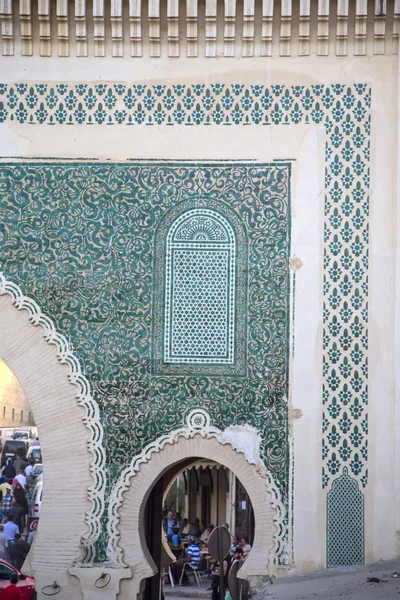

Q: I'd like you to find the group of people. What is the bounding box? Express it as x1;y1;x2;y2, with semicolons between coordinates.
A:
163;510;252;598
0;453;39;569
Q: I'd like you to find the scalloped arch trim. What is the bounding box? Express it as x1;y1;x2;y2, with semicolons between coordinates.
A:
107;410;289;571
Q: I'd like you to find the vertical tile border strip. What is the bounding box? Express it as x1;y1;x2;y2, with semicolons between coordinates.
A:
0;82;371;565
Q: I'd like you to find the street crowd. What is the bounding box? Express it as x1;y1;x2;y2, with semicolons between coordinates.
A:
0;450;40;569
163;510;252;599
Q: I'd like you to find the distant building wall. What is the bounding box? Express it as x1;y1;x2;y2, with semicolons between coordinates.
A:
0;358;34;427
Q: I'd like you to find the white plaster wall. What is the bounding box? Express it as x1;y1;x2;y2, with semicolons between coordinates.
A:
0;53;398;575
366;54;399;563
396;53;400;553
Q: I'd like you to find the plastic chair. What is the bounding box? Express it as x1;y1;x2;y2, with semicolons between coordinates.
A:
179;562;202;588
168;566;174;587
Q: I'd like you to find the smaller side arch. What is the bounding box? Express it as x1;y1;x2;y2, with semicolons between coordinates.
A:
108;411;287;595
117;434;276;583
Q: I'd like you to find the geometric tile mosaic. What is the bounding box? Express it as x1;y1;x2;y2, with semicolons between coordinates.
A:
164;208;236;365
327;467;364;566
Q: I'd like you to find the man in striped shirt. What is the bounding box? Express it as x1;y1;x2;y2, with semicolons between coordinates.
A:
186;537;200;569
172;535;200;584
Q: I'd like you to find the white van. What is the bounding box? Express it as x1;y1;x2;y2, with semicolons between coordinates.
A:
32;476;43;517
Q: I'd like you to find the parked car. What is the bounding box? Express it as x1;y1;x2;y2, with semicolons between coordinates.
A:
0;440;28;467
0;558;36;599
0;429;19;452
32;476;43;518
32;463;42;477
26;447;41;464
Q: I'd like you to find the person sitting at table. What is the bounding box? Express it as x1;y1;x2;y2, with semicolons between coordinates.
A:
200;524;214;543
180;518;191;536
168;527;184;558
171;535;200;585
230;535;239;555
189;518;200;538
240;537;252;557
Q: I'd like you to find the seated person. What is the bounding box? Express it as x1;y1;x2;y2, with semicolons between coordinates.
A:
230;535;239;555
171;535;200;584
190;518;200;538
200;524;214;543
180;518;191;536
168;527;184;558
240;537;252;557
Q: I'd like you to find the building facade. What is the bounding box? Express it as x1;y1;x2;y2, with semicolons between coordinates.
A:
0;1;399;598
0;358;34;428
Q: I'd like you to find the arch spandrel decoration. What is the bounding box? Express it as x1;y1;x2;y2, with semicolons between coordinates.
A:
153;199;248;376
164;209;236;365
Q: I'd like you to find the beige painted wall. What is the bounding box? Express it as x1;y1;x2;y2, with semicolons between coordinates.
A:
0;358;34;427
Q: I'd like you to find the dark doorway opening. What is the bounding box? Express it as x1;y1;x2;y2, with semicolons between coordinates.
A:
143;459;254;600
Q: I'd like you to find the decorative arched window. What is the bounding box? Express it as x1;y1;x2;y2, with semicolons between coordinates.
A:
164;209;236;365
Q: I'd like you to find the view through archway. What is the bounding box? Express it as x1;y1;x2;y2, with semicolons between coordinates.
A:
0;357;40;598
143;458;254;600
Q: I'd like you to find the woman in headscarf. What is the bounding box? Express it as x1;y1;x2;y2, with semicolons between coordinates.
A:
13;483;28;514
3;459;15;484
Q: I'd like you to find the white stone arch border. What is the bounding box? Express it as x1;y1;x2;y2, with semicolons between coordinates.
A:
107;409;289;578
0;272;106;565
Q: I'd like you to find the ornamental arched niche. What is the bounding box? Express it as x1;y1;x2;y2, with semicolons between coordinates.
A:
152;199;248;376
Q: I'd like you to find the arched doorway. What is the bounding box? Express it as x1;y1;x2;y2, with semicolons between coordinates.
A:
0;358;39;525
114;423;283;600
0;280;105;598
146;458;255;600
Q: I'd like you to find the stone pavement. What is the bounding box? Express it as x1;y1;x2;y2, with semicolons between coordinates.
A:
164;559;400;599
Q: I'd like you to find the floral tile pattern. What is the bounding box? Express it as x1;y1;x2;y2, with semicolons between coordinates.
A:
0;160;291;563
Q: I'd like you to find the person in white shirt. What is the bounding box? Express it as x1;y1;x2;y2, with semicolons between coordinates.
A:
3;516;19;541
0;525;9;559
200;524;214;542
240;537;252;557
25;460;35;479
14;469;26;489
27;528;36;545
